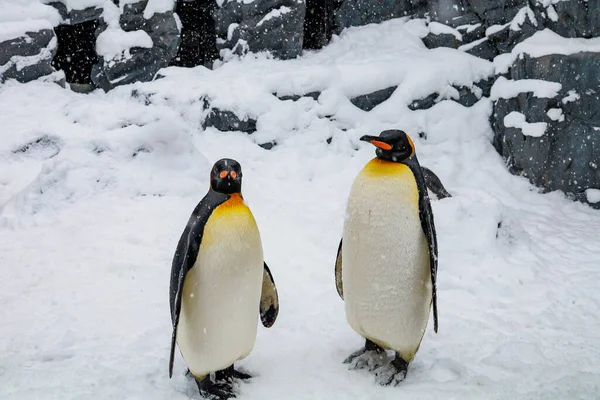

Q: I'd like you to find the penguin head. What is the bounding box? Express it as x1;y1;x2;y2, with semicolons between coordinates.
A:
210;158;243;194
360;129;415;163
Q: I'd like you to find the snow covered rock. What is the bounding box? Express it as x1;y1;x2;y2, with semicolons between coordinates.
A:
202;102;258;134
333;0;425;33
214;0;306;60
350;86;397;112
492;31;600;208
0;19;61;84
91;0;180;91
47;0;104;25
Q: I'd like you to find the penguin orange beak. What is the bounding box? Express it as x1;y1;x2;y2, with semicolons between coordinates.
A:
360;135;392;151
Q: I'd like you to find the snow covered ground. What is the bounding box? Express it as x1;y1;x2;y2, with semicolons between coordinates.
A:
1;18;600;400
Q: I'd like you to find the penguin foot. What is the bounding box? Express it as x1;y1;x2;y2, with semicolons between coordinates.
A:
374;354;409;386
195;376;236;400
344;339;387;371
215;365;252;383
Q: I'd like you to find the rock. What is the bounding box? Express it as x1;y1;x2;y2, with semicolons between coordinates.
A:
215;0;306;60
467;0;529;26
47;1;103;25
408;78;491;110
171;0;219;67
492;52;600;208
277;91;321;102
427;0;480;28
52;19;99;85
202;100;257;133
92;0;180;91
0;21;58;84
303;0;336;50
350;86;397;111
422;32;461;49
333;0;426;33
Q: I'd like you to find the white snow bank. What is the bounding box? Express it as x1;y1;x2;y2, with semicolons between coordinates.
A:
0;0;61;25
257;6;292;27
96;29;153;59
585;189;600;203
42;0;105;11
504;111;547;137
0;19;54;43
547;108;564;122
428;21;462;41
562;90;580;104
490;77;562;100
495;29;600;73
96;2;153;61
143;0;175;19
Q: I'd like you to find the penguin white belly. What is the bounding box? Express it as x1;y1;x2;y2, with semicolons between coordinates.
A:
177;195;264;377
342;159;432;361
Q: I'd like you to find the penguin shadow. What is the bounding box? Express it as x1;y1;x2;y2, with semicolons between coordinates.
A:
182;367;254;399
343;350;464;387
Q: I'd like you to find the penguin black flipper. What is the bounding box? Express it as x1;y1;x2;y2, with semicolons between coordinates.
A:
403;156;439;333
335;239;344;299
260;262;279;328
168;190;230;378
422;166;452;199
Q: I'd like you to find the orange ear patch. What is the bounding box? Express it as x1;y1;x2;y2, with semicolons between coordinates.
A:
219;170;228;179
230;171;237;179
370;140;392;151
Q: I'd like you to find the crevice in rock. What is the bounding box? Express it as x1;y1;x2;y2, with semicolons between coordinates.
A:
303;0;336;50
171;0;218;68
51;19;99;85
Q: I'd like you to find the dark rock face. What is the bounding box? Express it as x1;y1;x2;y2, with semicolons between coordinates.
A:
333;0;425;33
202;99;257;133
215;0;306;60
47;2;103;25
303;0;336;50
172;0;219;67
492;53;600;208
92;0;180;91
350;86;397;111
0;26;58;83
51;19;99;85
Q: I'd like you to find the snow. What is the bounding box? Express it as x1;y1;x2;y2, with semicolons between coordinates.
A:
586;189;600;203
495;29;600;73
546;108;564;122
96;29;153;60
143;0;175;19
43;0;105;11
256;6;292;27
428;22;462;41
562;90;580;104
96;2;153;61
0;0;61;25
2;17;600;400
0;19;53;43
503;111;547;137
490;77;562;100
510;7;538;31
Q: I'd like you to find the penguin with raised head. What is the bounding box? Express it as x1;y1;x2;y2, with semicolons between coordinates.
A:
169;158;279;399
334;129;439;385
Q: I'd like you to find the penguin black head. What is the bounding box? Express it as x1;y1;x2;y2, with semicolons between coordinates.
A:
210;158;243;194
360;129;415;163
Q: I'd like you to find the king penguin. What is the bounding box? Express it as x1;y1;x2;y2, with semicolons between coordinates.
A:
334;129;439;386
169;158;279;400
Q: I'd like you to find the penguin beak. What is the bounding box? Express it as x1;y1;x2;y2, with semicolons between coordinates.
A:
360;135;393;151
